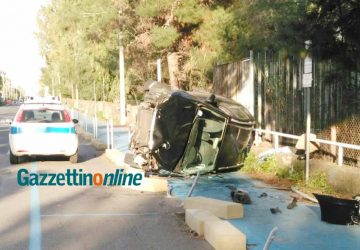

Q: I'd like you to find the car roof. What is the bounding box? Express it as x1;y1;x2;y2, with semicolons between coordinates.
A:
20;103;64;110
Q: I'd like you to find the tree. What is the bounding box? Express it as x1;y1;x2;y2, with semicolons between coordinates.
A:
306;0;360;70
37;0;121;100
131;0;236;89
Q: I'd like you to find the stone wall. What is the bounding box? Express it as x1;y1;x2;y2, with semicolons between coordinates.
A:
64;98;137;125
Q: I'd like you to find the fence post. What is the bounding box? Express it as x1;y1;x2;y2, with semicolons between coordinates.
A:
179;171;200;207
255;130;260;146
110;119;114;149
273;134;279;149
338;146;343;166
95;116;98;139
106;120;110;149
331;126;337;157
157;58;162;82
92;117;96;138
85;112;88;132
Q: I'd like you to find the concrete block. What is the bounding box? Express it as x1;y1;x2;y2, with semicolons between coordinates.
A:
295;133;319;152
204;220;246;250
184;197;243;219
185;209;220;236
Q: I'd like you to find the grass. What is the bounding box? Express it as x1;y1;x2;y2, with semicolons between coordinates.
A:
242;152;284;176
242;152;333;194
298;172;333;194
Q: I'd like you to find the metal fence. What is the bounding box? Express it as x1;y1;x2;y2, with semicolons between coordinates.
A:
213;51;360;165
70;109;129;152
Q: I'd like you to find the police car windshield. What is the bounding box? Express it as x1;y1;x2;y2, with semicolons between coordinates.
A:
21;109;65;123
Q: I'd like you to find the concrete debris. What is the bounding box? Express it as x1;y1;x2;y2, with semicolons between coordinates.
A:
226;185;252;204
258;146;292;160
295;133;320;152
258;192;268;198
287;197;298;209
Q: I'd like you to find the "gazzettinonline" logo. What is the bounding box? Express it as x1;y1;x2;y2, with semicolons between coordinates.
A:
17;168;143;186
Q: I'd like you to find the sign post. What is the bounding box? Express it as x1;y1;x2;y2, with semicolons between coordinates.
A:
303;41;312;182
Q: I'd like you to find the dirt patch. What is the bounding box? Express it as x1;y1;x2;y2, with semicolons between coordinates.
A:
245;172;295;189
244;171;353;200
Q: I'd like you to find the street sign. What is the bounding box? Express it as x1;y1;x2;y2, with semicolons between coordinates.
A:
304;56;312;74
302;73;312;88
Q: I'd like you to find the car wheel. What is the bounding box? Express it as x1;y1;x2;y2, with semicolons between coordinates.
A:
10;150;19;164
69;150;78;164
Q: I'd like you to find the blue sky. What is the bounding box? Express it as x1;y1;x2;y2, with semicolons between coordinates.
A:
0;0;49;95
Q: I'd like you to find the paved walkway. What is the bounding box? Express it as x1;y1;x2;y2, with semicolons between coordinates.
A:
169;172;360;250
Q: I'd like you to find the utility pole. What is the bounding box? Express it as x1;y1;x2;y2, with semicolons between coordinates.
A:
303;40;313;182
93;81;97;116
119;32;126;125
51;76;55;96
75;85;79;109
157;58;162;82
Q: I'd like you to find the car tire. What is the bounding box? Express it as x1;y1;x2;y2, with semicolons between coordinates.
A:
10;150;19;164
69;150;78;164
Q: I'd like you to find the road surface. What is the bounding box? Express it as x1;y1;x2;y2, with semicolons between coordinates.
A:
0;105;210;250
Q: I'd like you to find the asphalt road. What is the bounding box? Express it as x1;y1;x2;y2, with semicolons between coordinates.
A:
0;105;211;250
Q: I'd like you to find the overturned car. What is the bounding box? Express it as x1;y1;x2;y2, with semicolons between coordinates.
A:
127;81;255;176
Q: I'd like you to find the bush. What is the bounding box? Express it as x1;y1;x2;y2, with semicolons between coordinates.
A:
242;152;278;174
242;152;333;194
303;172;333;194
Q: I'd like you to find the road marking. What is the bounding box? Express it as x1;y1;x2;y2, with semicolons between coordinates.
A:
41;212;159;217
29;162;42;250
6;150;9;155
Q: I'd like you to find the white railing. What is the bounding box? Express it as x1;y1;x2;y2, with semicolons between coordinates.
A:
254;128;360;166
69;107;115;150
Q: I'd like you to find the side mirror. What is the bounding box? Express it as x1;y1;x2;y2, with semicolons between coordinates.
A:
72;119;78;124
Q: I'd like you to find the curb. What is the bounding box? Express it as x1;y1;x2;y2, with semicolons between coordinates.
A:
105;149;168;193
91;139;107;151
77;127;107;151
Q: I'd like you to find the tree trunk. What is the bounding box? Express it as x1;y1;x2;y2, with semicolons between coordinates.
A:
167;52;179;89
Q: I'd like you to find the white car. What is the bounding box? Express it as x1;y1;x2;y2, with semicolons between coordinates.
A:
9;97;79;164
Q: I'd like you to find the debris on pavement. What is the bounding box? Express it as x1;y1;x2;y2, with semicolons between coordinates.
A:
270;207;282;214
226;185;252;204
287;197;298;209
291;186;318;203
258;146;292;160
258;192;268;198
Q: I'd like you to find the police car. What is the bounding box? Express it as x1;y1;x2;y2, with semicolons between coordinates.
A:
9;96;79;164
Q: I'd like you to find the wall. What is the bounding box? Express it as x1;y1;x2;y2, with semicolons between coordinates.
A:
64;98;137;125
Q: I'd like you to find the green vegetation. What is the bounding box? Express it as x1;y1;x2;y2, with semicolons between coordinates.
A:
299;172;333;194
242;152;333;194
37;0;360;101
242;152;278;174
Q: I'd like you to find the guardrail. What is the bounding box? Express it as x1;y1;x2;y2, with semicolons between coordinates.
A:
254;128;360;166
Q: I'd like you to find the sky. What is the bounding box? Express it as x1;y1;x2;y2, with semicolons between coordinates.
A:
0;0;49;96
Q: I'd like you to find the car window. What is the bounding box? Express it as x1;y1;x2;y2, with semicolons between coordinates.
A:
180;108;226;174
21;109;65;123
